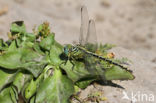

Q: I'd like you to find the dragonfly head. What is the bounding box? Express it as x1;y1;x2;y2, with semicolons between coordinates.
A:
63;44;73;56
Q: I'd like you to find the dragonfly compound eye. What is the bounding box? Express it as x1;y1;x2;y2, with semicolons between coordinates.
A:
64;46;69;55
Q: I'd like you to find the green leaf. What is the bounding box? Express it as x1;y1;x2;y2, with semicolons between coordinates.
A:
33;42;45;55
40;33;55;51
84;55;135;81
25;79;37;99
104;66;135;80
13;72;33;93
36;69;74;103
10;86;18;103
0;39;7;51
0;46;48;77
10;21;26;35
0;50;22;69
25;65;54;100
24;33;36;42
0;39;8;51
0;39;3;47
60;60;98;89
22;60;47;78
49;41;64;65
8;40;17;51
60;60;92;82
75;78;95;89
12;72;24;93
30;96;35;103
0;87;14;103
15;38;21;47
0;69;17;91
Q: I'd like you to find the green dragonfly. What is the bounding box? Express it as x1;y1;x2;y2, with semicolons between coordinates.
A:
63;6;131;73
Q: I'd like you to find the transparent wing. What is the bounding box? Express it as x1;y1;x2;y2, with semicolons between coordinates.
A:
79;6;89;46
86;19;97;45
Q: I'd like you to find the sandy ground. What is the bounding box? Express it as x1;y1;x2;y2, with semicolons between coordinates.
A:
0;0;156;103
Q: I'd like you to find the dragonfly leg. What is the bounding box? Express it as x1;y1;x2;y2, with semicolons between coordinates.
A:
59;56;69;67
59;61;67;68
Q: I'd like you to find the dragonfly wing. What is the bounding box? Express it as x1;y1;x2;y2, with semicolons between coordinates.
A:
79;6;89;46
84;20;97;52
86;19;97;45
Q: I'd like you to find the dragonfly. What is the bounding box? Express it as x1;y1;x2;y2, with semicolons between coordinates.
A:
63;6;131;73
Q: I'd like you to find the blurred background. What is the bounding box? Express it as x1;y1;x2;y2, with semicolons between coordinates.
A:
0;0;156;57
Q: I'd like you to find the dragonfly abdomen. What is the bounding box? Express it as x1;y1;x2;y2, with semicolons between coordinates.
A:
77;46;132;73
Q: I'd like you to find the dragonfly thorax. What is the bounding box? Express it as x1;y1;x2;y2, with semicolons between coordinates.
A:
63;44;79;57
